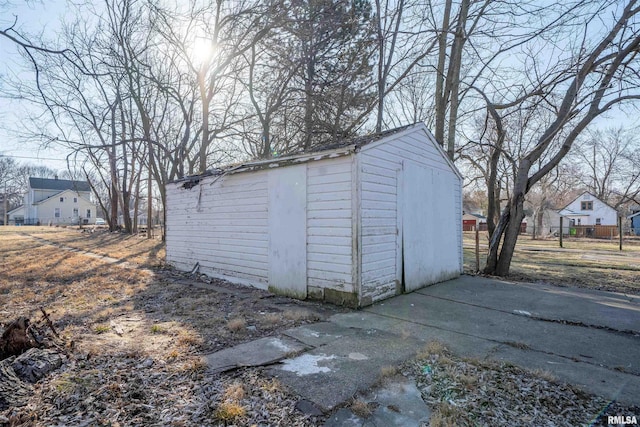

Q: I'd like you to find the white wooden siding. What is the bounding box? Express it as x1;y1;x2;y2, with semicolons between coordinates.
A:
358;127;462;303
306;157;354;292
166;171;270;287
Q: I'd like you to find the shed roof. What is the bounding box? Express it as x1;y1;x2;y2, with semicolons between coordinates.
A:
173;123;448;186
29;177;91;192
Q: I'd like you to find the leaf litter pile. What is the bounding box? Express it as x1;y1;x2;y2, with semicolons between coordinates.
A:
405;341;639;427
0;228;337;426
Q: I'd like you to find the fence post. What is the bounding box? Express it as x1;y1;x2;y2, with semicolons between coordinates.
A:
619;216;623;251
475;226;480;272
559;217;563;248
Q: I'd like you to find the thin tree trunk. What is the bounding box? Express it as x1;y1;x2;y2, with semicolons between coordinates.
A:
109;100;119;232
434;0;452;145
445;0;469;160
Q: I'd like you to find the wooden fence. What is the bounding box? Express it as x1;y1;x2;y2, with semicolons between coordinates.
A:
570;225;618;238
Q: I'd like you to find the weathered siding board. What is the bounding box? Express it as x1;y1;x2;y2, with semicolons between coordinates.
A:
306;158;354;293
166;170;270;286
358;128;462;303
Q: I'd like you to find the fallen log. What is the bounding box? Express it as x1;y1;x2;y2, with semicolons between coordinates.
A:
0;360;33;410
12;348;65;383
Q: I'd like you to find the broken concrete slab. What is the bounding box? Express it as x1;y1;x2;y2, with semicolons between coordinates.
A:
362;376;430;427
205;336;308;373
323;408;365;427
270;326;423;411
283;322;358;347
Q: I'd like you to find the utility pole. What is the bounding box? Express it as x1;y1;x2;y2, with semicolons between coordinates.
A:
3;182;7;226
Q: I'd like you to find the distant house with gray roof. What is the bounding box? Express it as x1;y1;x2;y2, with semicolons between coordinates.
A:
15;177;96;225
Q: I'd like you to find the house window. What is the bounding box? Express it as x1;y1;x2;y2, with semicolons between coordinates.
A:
581;201;593;210
74;197;77;203
73;208;79;217
577;219;581;225
596;218;601;225
54;208;60;218
570;219;575;226
60;197;64;202
86;209;91;218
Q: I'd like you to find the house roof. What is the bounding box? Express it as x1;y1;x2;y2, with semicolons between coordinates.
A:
173;123;455;186
29;177;91;192
33;188;93;206
558;191;618;217
7;205;24;215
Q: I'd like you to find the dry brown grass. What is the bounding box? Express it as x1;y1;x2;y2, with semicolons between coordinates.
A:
214;401;246;421
379;365;399;378
429;402;467;427
463;232;640;294
214;382;247;422
417;340;447;359
350;399;373;418
227;317;247;332
0;227;337;426
262;312;282;326
282;309;321;322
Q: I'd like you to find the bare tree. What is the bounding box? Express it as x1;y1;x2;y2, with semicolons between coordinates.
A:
482;0;640;275
574;127;640;207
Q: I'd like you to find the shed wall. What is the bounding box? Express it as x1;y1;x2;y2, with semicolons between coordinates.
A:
358;129;462;304
166;157;355;297
166;171;270;287
306;157;354;298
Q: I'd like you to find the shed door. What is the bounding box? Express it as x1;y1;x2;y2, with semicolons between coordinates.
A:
268;165;307;298
401;162;433;291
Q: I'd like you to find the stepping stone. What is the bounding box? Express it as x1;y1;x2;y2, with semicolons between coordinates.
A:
205;337;308;373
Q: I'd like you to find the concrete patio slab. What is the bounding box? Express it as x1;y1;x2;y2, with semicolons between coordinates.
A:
415;275;640;333
205;336;308;373
270;326;423;411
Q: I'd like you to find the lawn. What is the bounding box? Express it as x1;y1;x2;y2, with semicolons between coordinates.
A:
0;226;337;426
463;232;640;295
1;227;637;426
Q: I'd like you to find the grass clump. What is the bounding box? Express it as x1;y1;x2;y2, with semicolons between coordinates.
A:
350;399;373;418
227;317;247;332
150;324;164;334
93;324;110;334
215;382;247;422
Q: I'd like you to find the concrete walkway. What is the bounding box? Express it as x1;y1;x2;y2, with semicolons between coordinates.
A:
207;276;640;418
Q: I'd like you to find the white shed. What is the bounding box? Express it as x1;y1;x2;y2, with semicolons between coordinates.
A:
166;123;463;307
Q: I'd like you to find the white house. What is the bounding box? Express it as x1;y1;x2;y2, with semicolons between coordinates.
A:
19;177;97;225
558;191;618;227
165;123;463;307
525;209;562;236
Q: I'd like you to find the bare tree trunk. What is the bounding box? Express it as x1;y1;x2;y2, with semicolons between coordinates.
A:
434;0;452;145
445;0;469;159
304;51;315;150
494;194;526;275
109;99;119;232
